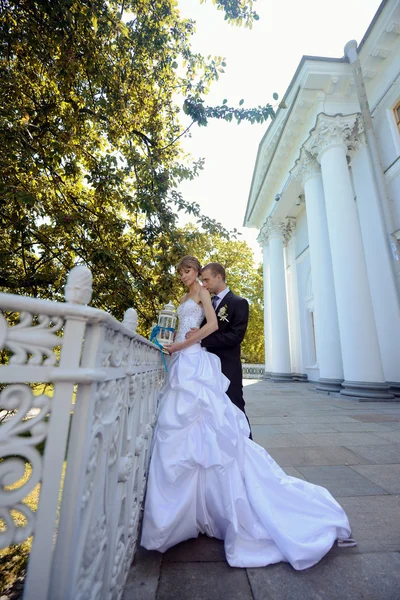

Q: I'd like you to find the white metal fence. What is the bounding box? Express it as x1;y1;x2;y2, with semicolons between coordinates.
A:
0;266;164;600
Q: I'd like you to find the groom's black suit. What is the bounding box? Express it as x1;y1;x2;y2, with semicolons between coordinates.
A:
201;290;250;420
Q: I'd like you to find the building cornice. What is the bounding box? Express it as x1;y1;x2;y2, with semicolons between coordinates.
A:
243;58;348;227
244;0;400;230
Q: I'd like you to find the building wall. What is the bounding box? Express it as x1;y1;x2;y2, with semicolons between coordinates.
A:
388;171;400;231
285;235;303;375
249;0;400;389
290;211;320;381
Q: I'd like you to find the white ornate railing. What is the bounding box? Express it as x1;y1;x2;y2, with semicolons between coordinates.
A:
242;364;265;379
0;266;164;600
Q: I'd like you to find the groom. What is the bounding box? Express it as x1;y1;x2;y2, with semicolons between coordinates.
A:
187;262;252;436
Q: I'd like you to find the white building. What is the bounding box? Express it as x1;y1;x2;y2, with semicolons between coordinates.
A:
244;0;400;399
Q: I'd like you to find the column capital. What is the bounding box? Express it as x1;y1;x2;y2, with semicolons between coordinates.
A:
257;224;269;247
258;217;295;247
291;148;321;185
348;115;366;162
305;113;359;162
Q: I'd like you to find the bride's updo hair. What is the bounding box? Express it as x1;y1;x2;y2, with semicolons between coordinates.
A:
177;255;202;276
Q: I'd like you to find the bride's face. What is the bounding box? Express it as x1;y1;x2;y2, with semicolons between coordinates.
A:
179;267;198;287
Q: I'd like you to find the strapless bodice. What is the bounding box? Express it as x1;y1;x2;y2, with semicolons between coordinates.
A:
175;299;205;344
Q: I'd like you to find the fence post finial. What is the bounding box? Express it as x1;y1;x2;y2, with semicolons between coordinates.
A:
122;308;138;333
64;265;93;305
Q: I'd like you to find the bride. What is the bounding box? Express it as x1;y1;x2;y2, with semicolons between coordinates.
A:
141;256;356;569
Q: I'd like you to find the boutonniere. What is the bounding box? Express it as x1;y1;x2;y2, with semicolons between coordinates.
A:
217;304;229;322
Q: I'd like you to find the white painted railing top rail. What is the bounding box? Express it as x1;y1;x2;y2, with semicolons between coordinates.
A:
0;266;165;600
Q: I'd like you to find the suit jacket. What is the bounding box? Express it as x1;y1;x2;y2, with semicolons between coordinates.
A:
201;291;249;408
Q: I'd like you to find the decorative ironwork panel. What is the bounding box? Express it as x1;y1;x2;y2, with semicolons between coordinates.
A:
0;266;164;600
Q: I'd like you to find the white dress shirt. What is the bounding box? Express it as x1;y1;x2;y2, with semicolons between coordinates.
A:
213;286;230;311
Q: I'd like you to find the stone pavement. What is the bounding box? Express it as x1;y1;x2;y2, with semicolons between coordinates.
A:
123;380;400;600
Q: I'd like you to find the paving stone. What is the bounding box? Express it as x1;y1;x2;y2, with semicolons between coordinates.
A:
302;432;389;446
337;411;396;418
344;443;400;464
249;424;282;436
338;495;400;553
285;408;342;415
285;415;359;424
248;417;292;425
157;562;253;600
243;380;262;387
255;433;316;448
382;422;400;430
341;408;400;415
122;547;162;600
247;552;400;600
372;430;400;443
281;467;306;480
328;422;394;433
352;414;400;423
274;424;338;434
162;534;226;562
265;446;371;467
246;411;289;418
295;466;388;497
350;464;400;494
331;401;385;410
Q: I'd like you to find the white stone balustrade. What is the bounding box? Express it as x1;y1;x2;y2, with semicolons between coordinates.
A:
0;265;165;600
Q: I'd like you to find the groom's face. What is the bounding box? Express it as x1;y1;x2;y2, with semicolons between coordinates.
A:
201;268;223;294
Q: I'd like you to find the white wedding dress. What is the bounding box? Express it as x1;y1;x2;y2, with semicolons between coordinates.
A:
141;299;353;569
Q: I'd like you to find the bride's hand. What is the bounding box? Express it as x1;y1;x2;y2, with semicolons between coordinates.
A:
164;342;183;355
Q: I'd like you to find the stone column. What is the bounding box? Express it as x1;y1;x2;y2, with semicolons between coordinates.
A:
291;149;344;393
306;113;392;399
263;218;293;381
349;122;400;395
285;227;306;380
257;225;272;377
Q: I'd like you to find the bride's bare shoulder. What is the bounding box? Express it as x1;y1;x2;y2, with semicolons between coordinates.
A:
198;287;211;299
179;294;188;305
198;287;211;303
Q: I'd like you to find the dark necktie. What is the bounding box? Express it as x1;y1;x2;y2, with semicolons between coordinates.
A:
212;295;220;310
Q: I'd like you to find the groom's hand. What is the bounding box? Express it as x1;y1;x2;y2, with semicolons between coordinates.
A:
185;327;199;340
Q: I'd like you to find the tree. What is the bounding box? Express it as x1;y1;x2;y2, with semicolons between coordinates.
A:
243;263;264;364
0;0;273;333
171;227;264;363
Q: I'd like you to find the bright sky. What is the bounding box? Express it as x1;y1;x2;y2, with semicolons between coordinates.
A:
176;0;383;263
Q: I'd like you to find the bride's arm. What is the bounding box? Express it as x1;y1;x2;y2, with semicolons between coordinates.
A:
166;288;218;353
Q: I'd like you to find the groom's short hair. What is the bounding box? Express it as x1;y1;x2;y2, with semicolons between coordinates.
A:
202;262;226;281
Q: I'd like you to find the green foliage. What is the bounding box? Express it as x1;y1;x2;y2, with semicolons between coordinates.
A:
0;0;270;338
200;0;259;25
183;97;275;126
243;263;264;363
